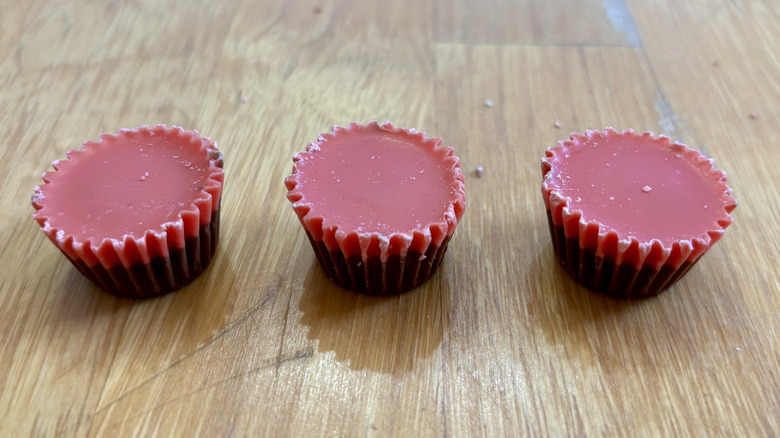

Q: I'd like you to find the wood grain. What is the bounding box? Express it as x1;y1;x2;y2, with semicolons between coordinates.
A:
1;0;778;436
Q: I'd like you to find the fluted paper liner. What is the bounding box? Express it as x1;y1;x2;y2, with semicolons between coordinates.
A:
32;125;225;298
541;128;736;298
286;121;466;295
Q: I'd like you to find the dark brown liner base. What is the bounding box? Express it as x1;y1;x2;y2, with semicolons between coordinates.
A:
545;209;697;298
64;209;220;299
305;232;453;295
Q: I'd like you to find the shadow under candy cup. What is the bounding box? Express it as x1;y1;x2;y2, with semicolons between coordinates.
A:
32;125;225;298
541;128;736;298
285;121;466;295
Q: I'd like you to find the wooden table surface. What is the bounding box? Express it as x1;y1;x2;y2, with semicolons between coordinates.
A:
2;0;778;436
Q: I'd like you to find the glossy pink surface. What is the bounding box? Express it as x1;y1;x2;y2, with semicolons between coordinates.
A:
292;125;460;235
547;132;726;244
38;131;211;242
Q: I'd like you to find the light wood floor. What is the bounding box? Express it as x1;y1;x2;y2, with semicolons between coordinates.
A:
1;0;778;436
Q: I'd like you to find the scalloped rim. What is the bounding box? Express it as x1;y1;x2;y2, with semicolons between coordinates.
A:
285;121;466;262
32;124;225;269
541;128;736;270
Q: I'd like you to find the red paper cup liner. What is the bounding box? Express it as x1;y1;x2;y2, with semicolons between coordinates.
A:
286;121;466;295
32;125;225;298
541;129;736;298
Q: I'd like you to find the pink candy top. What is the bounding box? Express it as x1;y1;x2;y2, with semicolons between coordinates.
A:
542;129;736;265
33;125;224;267
292;126;459;234
545;131;726;244
39;132;211;241
286;122;466;260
